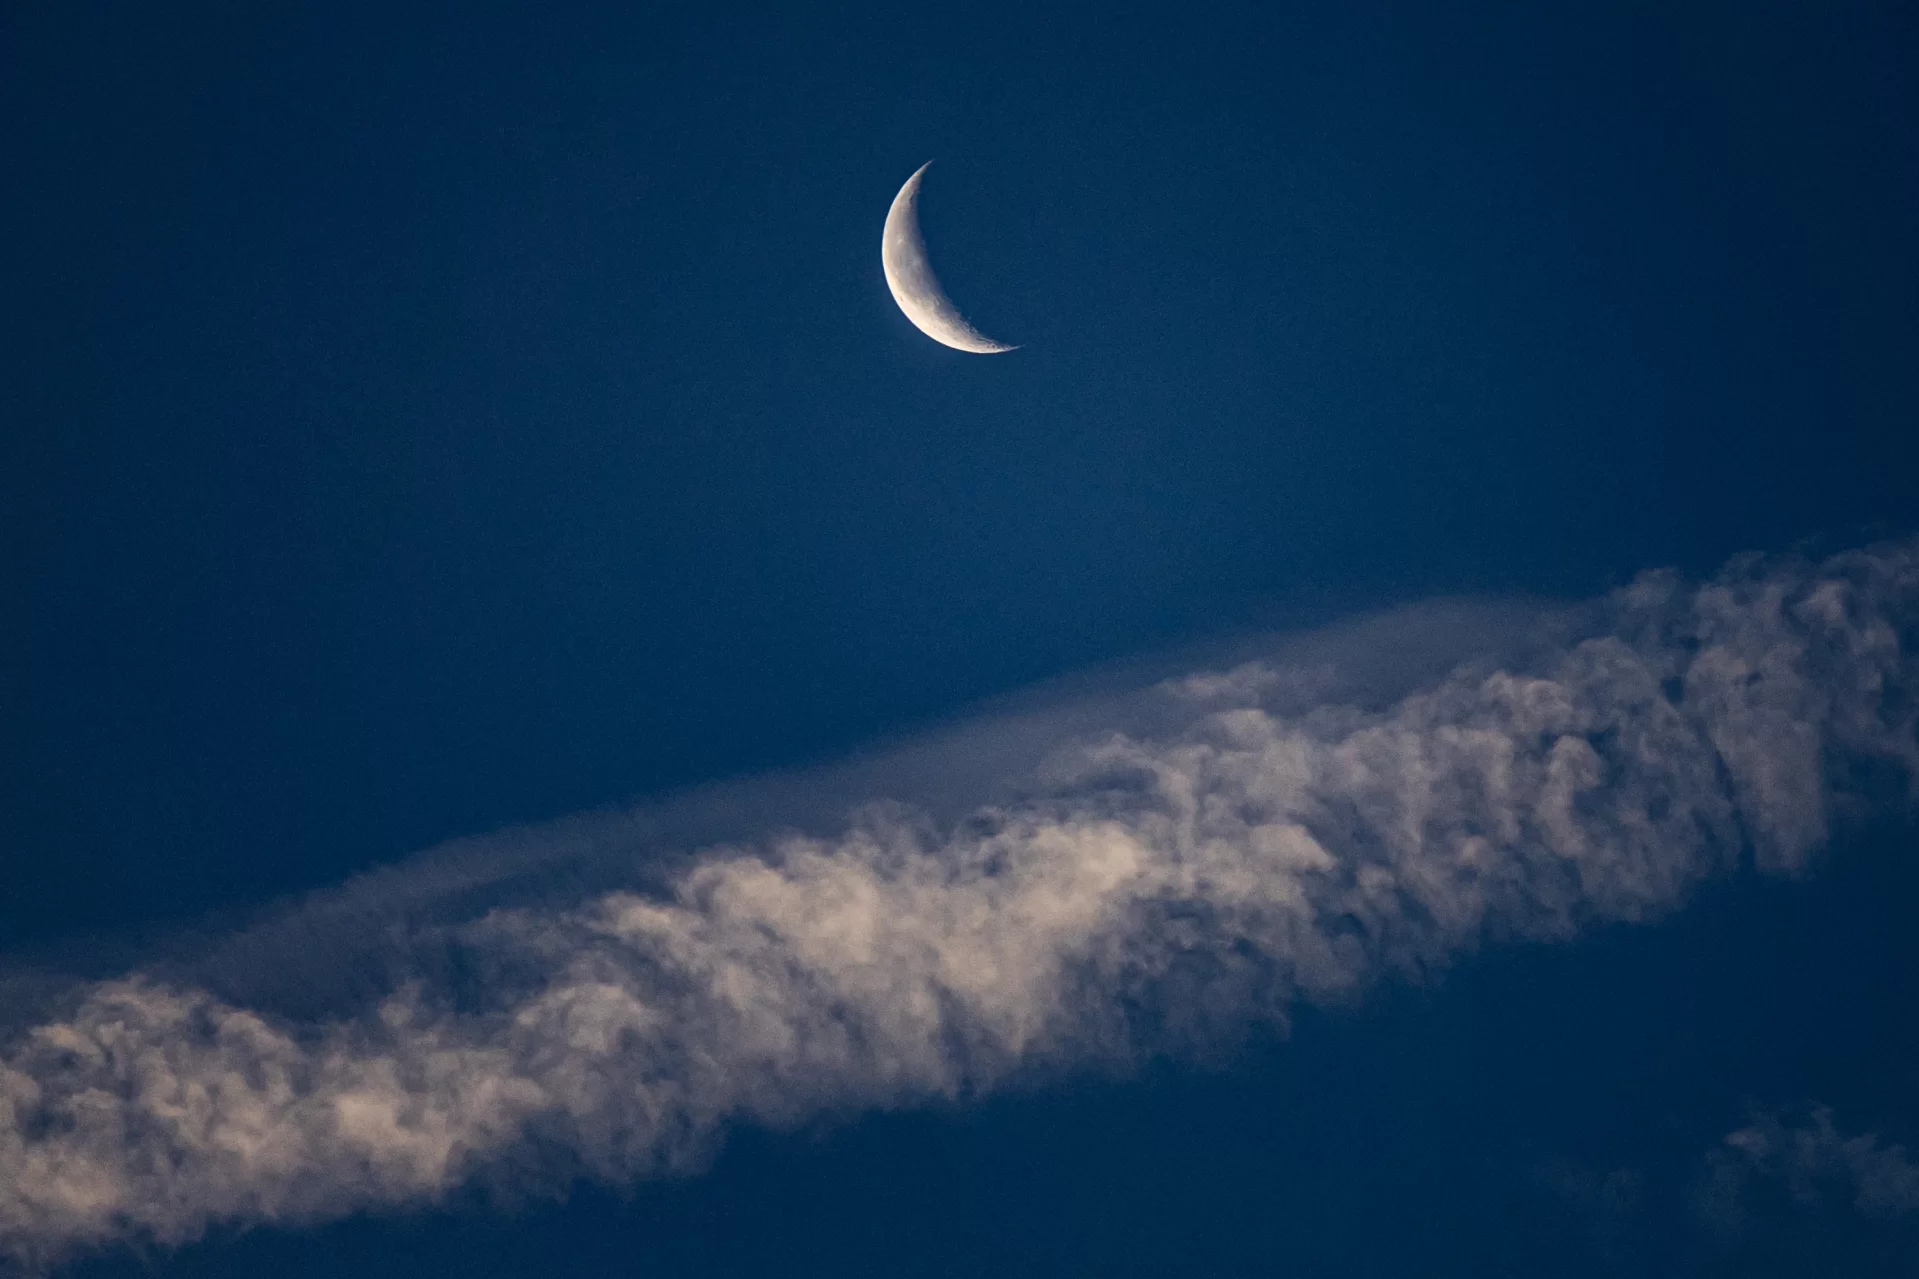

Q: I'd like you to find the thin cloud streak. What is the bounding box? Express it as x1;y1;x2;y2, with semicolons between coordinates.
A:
2;541;1916;1269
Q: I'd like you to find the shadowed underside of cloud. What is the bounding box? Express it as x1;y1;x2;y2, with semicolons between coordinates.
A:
2;541;1916;1269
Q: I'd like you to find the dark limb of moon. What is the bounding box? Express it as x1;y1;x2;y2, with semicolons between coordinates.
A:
881;162;1017;354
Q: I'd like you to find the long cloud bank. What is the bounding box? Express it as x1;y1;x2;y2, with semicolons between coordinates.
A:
3;540;1917;1268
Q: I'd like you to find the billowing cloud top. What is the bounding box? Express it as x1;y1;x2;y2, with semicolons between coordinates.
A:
2;540;1916;1270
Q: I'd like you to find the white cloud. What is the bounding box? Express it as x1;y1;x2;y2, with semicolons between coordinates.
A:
2;540;1916;1269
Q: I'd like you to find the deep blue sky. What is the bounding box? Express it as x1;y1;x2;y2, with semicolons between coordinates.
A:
4;2;1918;1274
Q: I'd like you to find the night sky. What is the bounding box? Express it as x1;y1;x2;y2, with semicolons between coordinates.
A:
4;3;1919;1276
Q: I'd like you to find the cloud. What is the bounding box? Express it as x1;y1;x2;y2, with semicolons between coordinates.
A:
2;540;1916;1269
1709;1107;1919;1223
1537;1104;1919;1273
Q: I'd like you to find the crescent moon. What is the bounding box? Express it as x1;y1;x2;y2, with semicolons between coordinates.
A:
882;162;1017;354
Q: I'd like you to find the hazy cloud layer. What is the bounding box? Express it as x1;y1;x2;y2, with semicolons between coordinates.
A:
2;541;1916;1269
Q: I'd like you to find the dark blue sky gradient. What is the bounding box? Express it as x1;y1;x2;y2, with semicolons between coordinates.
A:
4;2;1918;1274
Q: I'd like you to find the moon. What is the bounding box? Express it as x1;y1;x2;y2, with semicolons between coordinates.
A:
882;162;1017;354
